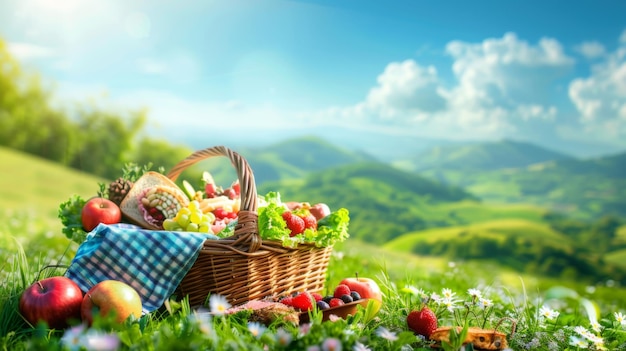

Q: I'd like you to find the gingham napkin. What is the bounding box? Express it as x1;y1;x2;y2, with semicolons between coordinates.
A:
65;223;217;313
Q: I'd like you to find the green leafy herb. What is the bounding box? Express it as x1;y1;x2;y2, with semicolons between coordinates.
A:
58;195;87;244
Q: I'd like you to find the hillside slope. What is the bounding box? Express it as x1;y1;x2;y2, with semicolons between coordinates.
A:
0;146;107;224
259;162;480;244
383;218;620;283
194;136;376;186
426;151;626;219
398;139;574;172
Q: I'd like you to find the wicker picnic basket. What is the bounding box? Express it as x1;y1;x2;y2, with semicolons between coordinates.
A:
162;146;333;307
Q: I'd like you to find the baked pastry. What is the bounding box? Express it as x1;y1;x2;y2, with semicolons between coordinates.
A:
429;326;508;350
120;171;189;230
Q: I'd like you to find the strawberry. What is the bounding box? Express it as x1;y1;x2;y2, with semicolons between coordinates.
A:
282;211;305;236
213;207;227;220
333;284;351;299
280;296;294;306
290;292;314;311
231;180;240;195
300;213;317;230
407;306;438;338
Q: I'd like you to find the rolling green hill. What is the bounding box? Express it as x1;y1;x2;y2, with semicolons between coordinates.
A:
176;136;375;187
0;146;106;223
420;151;626;220
396;139;573;172
390;137;626;220
383;218;621;283
257;162;553;244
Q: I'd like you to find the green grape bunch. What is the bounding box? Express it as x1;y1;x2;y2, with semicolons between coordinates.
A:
163;200;215;233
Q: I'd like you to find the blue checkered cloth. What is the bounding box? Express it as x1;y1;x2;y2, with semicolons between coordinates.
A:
65;223;217;314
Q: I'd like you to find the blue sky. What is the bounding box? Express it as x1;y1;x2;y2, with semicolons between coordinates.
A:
1;0;626;155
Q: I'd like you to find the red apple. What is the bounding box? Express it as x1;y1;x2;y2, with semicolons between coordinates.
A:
19;276;83;329
81;280;143;325
81;197;122;232
309;203;331;220
339;275;383;314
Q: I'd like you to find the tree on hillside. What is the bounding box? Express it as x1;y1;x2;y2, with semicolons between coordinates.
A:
0;39;75;162
68;105;148;179
0;38;192;179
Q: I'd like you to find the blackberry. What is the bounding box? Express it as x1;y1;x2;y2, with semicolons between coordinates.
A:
316;300;330;310
350;291;361;301
340;294;353;303
323;295;333;304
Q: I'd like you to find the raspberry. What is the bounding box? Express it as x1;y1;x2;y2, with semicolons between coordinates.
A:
280;296;294;306
329;298;344;308
333;284;351;298
300;214;317;230
311;292;324;302
407;306;438;338
291;292;314;312
282;211;305;236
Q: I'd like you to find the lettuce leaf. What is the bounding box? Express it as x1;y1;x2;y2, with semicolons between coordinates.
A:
312;208;350;247
58;195;87;244
257;192;350;248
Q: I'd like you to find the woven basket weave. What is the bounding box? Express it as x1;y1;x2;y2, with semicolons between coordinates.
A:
167;146;332;307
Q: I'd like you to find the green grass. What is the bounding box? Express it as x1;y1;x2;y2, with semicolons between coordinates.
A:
0;146;106;224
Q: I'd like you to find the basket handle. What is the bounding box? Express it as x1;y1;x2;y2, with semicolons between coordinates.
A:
166;146;261;253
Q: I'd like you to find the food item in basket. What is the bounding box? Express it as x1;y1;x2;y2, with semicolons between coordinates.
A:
163;200;216;233
138;186;187;229
258;192;350;248
429;326;509;350
81;197;122;232
81;280;142;325
108;177;134;206
120;171;189;230
282;211;306;236
309;203;331;220
19;276;84;329
407;306;438;338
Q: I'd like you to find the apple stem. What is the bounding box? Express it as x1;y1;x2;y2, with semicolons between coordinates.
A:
36;281;44;292
355;272;359;280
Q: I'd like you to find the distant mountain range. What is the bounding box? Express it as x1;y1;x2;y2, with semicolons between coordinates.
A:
173;126;624;161
217;136;626;220
394;139;575;172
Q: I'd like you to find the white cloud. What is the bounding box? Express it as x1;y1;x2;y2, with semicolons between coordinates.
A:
575;41;606;59
316;32;573;140
568;45;626;138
